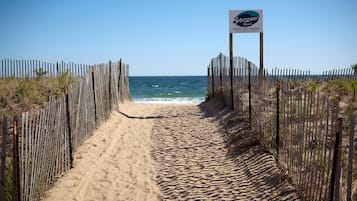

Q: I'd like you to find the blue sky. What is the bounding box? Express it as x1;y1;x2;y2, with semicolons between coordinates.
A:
0;0;356;76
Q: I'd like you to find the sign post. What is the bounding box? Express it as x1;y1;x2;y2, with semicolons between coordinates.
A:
229;10;264;110
229;32;234;110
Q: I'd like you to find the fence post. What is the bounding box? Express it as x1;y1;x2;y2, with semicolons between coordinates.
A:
91;67;97;127
1;59;3;79
12;116;20;201
347;115;355;201
248;61;252;123
125;64;131;101
207;67;210;97
230;33;234;110
220;63;223;98
211;60;215;97
65;87;73;168
276;81;280;161
0;116;7;200
56;62;59;77
118;60;121;102
330;118;343;201
108;61;112;111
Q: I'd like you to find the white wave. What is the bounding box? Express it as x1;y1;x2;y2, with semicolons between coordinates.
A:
151;85;160;88
133;97;204;105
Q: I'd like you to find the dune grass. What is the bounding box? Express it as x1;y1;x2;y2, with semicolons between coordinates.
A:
0;72;78;117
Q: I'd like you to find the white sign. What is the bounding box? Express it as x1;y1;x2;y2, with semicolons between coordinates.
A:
229;10;263;33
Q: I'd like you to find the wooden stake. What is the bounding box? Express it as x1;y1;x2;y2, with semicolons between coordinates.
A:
329;118;343;201
91;67;97;127
347;115;355;201
13;116;20;201
276;81;280;161
0;116;7;200
65;87;73;168
248;61;252;123
211;60;215;97
108;61;112;111
230;33;234;110
259;32;264;85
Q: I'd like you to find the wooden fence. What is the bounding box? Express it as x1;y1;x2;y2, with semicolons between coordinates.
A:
207;53;356;201
322;68;356;81
0;59;91;78
0;59;131;201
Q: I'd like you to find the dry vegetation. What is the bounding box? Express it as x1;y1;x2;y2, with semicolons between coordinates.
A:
297;78;357;200
0;72;79;200
0;72;78;117
301;78;357;116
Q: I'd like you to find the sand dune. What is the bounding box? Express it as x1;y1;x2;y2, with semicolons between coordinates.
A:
43;102;300;200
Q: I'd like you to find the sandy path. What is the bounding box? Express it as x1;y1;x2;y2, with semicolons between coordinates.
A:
43;103;161;201
152;104;301;200
43;102;301;201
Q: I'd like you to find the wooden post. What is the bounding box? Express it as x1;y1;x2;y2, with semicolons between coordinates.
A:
108;61;112;111
219;54;223;97
65;87;73;168
91;67;97;127
248;61;252;123
125;64;131;101
347;115;355;201
56;62;59;77
229;33;234;110
276;81;280;161
0;116;7;200
329;118;343;201
259;32;264;86
211;60;215;97
118;60;122;102
1;59;3;78
207;67;210;97
13;116;20;201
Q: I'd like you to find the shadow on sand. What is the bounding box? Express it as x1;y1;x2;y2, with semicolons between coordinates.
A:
198;98;298;199
118;111;167;120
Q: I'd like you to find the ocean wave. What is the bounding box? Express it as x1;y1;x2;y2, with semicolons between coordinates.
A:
133;97;205;104
151;85;160;88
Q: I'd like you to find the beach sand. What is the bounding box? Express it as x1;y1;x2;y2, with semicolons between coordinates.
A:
43;101;300;201
42;102;162;201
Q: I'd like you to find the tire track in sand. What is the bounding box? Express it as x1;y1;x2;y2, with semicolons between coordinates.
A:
152;105;301;200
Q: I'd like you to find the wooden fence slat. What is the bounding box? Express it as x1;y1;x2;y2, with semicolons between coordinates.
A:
302;91;312;197
0;116;7;201
13;116;20;201
46;97;56;187
65;87;73;168
20;112;25;201
36;109;46;196
299;89;307;187
323;97;332;199
1;59;3;78
308;94;320;199
309;91;317;198
330;118;343;201
347;115;355;201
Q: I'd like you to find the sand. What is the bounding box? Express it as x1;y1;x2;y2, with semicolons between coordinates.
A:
43;101;300;201
43;102;162;201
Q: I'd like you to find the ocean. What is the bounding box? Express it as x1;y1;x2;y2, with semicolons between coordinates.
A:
129;76;207;104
